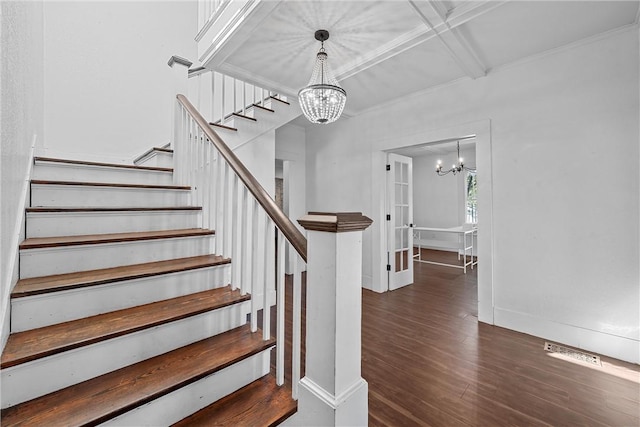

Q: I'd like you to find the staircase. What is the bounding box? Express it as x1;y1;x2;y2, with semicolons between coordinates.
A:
0;150;297;424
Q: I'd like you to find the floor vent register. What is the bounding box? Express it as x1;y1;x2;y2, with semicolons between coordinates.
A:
544;342;601;366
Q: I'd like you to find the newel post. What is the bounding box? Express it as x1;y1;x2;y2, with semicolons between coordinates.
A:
167;55;192;149
290;212;372;427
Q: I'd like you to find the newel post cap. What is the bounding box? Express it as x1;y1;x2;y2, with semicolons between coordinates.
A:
298;212;373;233
167;55;193;68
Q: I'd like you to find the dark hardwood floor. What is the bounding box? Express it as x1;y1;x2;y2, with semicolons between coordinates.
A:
362;249;640;426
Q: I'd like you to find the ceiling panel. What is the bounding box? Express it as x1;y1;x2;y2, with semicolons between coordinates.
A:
457;1;639;70
211;0;638;120
226;1;424;92
339;37;466;113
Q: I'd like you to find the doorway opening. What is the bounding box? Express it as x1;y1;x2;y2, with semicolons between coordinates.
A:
380;121;493;324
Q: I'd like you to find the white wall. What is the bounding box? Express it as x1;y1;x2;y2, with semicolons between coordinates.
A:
235;130;275;197
42;1;197;163
276;123;307;273
306;27;639;363
413;146;476;229
0;1;44;350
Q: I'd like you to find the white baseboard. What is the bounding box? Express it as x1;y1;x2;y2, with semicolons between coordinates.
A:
494;307;640;364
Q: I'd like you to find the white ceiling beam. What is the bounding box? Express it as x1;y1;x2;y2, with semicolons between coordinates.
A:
334;25;435;81
334;0;507;82
446;0;509;28
408;0;486;79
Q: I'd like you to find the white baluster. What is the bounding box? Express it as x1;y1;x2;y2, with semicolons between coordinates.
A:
242;82;246;116
242;189;253;296
221;74;226;124
276;229;285;386
263;216;273;341
223;162;233;257
215;156;225;255
233;77;237;115
250;200;260;333
292;256;302;399
232;176;243;290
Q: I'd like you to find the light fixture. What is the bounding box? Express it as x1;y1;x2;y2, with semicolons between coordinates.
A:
436;141;476;176
298;30;347;124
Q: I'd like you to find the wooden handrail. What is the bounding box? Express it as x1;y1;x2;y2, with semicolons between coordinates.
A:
176;94;307;262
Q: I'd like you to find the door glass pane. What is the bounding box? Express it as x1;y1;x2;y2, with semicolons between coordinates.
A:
402;228;408;250
402;184;408;205
395;251;401;272
402;163;408;183
395;184;402;204
395;229;402;250
395;207;402;226
395;161;401;182
402;250;408;271
402;206;408;225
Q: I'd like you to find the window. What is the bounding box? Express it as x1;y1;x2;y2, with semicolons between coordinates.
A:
465;171;477;224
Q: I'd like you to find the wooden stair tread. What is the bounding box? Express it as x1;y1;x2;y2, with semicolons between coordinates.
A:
12;254;230;298
133;146;174;164
232;112;257;121
209;122;238;132
252;103;275;113
26;206;202;213
172;374;297;427
1;286;249;369
0;325;273;426
20;228;214;250
34;156;173;172
31;179;190;190
269;95;290;105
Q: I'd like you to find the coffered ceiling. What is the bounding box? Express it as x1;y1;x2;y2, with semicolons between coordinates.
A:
203;0;640;118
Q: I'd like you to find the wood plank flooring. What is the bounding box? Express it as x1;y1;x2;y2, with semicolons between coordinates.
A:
363;249;640;426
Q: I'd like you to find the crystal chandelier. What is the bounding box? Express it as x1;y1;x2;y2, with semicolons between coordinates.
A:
436;141;476;176
298;30;347;124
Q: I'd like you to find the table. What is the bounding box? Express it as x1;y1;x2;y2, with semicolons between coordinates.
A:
413;226;477;273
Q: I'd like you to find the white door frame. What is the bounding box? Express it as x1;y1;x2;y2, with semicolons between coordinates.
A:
377;120;494;324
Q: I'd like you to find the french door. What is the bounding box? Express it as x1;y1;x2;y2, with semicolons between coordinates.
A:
387;153;413;290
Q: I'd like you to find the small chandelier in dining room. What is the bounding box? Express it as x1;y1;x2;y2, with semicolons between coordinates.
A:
298;29;347;124
436;141;476;176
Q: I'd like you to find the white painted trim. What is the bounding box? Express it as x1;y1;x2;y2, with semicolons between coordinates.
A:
195;0;232;42
1;136;36;352
299;377;368;410
494;307;640;364
378;120;494;323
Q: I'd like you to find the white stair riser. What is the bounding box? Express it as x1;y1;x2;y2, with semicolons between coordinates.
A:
1;303;249;408
102;350;272;426
26;210;202;238
11;264;232;331
32;163;173;186
31;184;190;208
134;152;173;168
20;236;215;278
